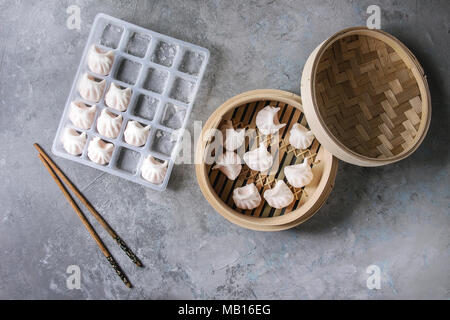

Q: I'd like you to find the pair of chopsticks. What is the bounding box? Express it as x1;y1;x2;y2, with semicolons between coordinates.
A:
34;143;142;288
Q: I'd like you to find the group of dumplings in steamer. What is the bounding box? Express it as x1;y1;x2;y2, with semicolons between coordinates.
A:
212;106;316;210
60;46;166;185
212;120;245;180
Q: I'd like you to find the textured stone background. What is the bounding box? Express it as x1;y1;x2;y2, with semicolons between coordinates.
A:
0;0;449;299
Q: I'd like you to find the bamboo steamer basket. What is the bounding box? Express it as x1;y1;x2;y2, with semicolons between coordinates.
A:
195;90;339;231
195;27;431;231
301;27;431;166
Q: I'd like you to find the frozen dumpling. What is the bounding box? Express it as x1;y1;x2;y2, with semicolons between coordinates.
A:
222;120;245;151
233;183;261;210
61;128;87;156
289;123;315;150
105;83;132;112
256;106;286;135
124;121;150;147
243;144;273;172
212;151;242;180
96;109;123;139
69;101;96;130
284;158;314;188
87;137;114;165
141;156;168;185
87;45;114;76
263;180;294;209
78;73;105;102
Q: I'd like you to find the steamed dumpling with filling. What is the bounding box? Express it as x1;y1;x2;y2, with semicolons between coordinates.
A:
96;109;123;139
284;158;314;188
105;83;132;112
87;45;114;75
87;137;114;165
60;128;87;156
69;101;97;130
141;156;168;185
256;106;286;135
222;120;245;151
233;183;261;210
78;73;105;102
243;144;273;172
124;121;150;147
212;151;242;180
263;180;294;209
289;123;315;149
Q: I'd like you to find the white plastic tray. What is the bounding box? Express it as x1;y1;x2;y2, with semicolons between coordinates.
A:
52;13;209;191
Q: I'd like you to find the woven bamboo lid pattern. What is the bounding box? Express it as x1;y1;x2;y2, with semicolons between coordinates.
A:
301;27;431;166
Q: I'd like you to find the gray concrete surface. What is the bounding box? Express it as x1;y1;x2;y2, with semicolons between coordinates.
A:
0;0;449;299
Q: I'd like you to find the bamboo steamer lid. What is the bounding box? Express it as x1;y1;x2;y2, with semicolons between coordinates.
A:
301;27;431;166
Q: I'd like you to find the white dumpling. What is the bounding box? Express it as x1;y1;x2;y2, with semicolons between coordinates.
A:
141;156;168;185
69;101;97;130
212;151;242;180
243;144;273;172
233;183;262;210
284;158;314;188
289;123;315;149
87;45;114;75
105;83;132;112
60;128;87;156
264;180;294;209
222;120;245;151
97;109;123;139
78;73;105;102
256;106;286;135
87;137;114;165
124;121;150;147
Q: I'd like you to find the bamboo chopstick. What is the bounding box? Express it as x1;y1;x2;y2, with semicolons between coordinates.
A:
34;143;142;267
35;145;135;288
